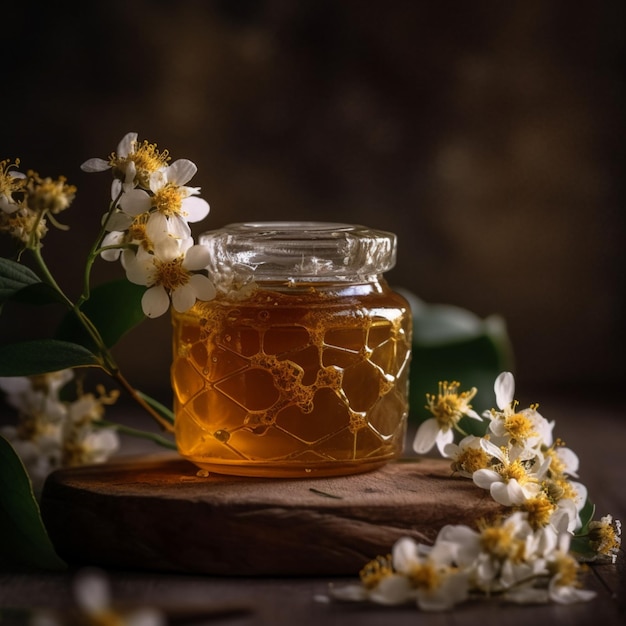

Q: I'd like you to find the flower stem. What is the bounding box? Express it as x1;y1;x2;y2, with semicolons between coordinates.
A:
78;189;124;307
96;419;176;449
112;370;175;433
29;243;174;434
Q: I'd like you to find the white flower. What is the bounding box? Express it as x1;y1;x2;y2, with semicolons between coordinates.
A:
327;554;408;605
484;371;554;458
443;435;489;476
472;438;548;506
329;538;471;612
0;370;121;492
0;370;73;406
124;236;216;318
545;532;597;604
31;568;165;626
99;229;127;261
413;381;482;455
588;514;622;563
439;511;545;592
392;537;471;611
0;429;61;495
81;132;138;179
551;480;588;533
549;444;580;478
61;394;120;466
81;132;170;191
0;158;26;214
118;158;210;241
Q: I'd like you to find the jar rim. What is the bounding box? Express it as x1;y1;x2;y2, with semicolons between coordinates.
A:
200;221;397;282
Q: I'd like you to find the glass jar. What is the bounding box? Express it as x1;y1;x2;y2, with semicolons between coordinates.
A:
170;222;412;477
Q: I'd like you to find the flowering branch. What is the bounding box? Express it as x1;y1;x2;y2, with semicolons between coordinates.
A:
322;372;622;611
0;133;220;485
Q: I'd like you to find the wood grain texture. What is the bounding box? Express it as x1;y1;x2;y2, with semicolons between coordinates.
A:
40;454;504;576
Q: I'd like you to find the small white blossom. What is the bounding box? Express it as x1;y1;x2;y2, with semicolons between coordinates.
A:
81;132;138;175
0;370;120;495
443;434;489;476
81;132;170;192
484;371;554;459
413;381;482;455
0;158;26;214
472;438;549;506
116;158;210;242
123;236;215;318
31;568;165;626
545;531;597;604
439;511;546;592
392;537;470;611
588;514;622;563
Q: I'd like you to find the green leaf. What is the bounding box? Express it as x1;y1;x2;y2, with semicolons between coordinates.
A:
397;289;515;422
0;258;42;303
0;435;67;570
7;281;65;307
0;339;101;376
56;279;146;350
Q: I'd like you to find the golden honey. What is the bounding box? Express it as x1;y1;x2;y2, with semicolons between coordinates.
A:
171;222;412;477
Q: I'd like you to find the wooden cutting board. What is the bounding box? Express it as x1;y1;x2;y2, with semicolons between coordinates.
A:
40;454;504;576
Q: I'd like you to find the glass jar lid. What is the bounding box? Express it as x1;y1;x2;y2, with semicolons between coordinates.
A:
200;221;397;282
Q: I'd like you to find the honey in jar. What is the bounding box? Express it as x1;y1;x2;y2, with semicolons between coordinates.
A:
171;222;412;477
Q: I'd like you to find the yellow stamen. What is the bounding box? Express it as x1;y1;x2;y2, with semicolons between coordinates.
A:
25;171;76;215
153;182;184;217
549;553;580;588
0;158;25;198
501;457;534;486
425;381;477;430
407;561;441;591
589;516;622;558
453;447;489;474
110;139;170;189
0;207;48;243
503;412;536;444
155;256;190;291
127;214;153;251
480;525;525;563
359;554;393;589
521;492;556;529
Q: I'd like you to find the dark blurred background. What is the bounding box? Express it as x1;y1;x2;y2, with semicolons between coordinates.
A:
1;0;624;407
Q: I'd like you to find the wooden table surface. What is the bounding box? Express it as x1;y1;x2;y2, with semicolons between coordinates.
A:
1;392;624;626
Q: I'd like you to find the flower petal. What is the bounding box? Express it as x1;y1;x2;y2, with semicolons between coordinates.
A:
416;571;469;611
188;273;216;302
105;212;133;232
472;468;501;490
435;428;454;456
80;158;111;173
392;537;419;573
142;285;170;318
181;196;210;222
74;569;110;613
172;283;198;313
166;159;197;185
494;371;515;409
491;479;525;506
327;583;369;602
124;250;155;286
120;188;152;216
183;244;211;270
100;231;125;261
370;574;415;605
412;418;439;454
117;132;138;157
